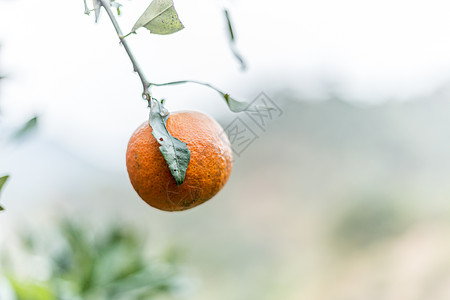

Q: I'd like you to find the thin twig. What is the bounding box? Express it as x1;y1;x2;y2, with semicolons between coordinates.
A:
98;0;151;103
150;80;222;94
150;80;251;112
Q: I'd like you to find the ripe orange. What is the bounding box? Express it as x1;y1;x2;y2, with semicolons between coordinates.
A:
126;111;233;211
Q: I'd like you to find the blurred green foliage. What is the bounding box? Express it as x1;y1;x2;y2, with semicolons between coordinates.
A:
0;114;39;211
331;194;411;251
0;175;8;211
12;116;38;141
2;220;185;300
0;54;38;211
0;58;5;211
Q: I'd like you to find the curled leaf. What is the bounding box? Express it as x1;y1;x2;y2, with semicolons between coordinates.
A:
222;93;249;112
149;99;190;185
131;0;184;35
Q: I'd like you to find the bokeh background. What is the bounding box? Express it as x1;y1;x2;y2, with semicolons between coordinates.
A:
3;0;450;299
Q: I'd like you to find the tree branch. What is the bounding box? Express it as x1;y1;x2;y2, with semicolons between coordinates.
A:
98;0;151;103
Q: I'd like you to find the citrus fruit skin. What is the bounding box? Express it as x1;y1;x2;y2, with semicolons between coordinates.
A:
126;111;233;211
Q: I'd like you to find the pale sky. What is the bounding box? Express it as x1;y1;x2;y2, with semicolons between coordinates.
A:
2;0;450;170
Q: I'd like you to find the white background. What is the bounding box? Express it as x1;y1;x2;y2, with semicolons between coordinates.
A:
1;0;450;170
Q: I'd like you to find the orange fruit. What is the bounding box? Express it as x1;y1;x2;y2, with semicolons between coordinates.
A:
126;111;233;211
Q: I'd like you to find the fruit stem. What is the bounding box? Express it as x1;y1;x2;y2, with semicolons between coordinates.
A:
98;0;151;104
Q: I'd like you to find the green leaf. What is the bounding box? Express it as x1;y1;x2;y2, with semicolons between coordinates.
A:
224;9;246;70
131;0;184;35
14;116;38;140
149;99;190;185
0;175;9;193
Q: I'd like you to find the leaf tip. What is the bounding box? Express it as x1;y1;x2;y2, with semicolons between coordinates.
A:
174;177;184;186
0;175;9;190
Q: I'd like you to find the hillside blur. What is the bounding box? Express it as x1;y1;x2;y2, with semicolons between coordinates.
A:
3;87;450;299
